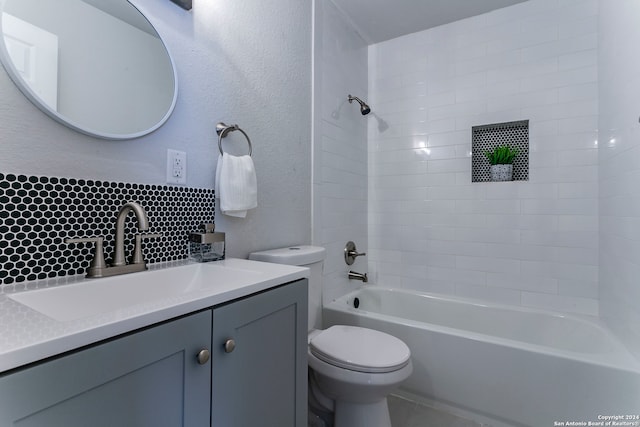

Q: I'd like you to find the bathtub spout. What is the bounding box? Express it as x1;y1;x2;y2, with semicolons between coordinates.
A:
348;270;368;283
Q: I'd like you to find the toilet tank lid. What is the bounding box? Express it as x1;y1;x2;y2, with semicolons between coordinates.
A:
248;245;326;266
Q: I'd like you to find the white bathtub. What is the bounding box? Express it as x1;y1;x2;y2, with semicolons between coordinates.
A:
323;287;640;427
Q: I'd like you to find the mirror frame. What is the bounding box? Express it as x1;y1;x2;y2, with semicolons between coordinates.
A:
0;0;178;140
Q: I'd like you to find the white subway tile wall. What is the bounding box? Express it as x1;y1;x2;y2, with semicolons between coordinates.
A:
367;0;599;315
313;0;369;305
598;1;640;358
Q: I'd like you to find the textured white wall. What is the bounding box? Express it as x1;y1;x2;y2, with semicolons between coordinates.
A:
367;0;599;315
598;0;640;357
313;0;368;306
0;0;312;259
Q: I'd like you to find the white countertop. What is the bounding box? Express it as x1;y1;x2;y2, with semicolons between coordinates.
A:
0;258;309;373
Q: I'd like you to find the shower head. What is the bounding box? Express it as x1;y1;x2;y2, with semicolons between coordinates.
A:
348;95;371;115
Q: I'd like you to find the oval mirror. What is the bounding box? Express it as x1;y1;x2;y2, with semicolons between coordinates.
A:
0;0;177;140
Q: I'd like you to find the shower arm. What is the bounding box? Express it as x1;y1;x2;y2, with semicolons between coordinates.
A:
348;95;365;106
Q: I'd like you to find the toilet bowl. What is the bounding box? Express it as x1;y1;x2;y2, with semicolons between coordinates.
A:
249;246;412;427
308;325;412;427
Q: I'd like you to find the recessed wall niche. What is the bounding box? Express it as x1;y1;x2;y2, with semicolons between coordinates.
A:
0;173;215;285
471;120;529;182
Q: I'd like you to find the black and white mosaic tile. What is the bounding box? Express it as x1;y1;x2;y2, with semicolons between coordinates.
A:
472;120;529;182
0;173;215;285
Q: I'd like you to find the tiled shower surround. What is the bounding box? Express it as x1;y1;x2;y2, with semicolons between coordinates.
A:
313;0;369;305
367;0;599;315
0;173;215;284
598;1;640;357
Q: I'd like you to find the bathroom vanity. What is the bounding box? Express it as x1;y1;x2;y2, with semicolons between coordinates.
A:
0;259;308;427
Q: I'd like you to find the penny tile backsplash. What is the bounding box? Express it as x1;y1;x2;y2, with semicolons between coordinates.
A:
0;173;215;284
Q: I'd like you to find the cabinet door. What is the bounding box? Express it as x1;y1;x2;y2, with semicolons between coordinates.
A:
0;310;212;427
212;279;308;427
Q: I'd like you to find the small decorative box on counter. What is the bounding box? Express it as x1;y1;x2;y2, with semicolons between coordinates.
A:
189;224;225;262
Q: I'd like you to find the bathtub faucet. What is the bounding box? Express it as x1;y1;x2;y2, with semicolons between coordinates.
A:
348;270;368;283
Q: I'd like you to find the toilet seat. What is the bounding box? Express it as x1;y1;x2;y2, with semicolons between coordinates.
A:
309;325;410;373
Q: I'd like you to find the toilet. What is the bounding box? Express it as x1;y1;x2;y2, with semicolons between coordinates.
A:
249;245;412;427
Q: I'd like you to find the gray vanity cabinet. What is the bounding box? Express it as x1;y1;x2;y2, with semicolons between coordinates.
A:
0;278;308;427
0;310;212;427
212;279;308;427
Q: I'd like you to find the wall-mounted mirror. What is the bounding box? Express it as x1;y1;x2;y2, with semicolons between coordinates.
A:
0;0;177;140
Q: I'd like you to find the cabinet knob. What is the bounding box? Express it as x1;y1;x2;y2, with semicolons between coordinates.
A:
224;339;236;353
196;348;210;365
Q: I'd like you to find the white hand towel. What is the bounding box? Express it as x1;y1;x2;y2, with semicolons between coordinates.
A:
215;154;257;218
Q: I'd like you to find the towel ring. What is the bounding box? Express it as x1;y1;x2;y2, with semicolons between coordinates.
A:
216;122;252;156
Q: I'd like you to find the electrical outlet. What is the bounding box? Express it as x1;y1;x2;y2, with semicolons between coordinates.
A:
166;149;187;185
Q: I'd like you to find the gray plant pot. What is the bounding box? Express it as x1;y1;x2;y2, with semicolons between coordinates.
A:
490;164;513;182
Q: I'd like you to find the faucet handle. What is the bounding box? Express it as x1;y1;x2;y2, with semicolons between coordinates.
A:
66;237;107;277
130;233;162;264
344;241;366;265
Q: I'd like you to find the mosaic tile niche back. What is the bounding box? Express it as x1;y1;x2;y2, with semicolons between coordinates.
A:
0;173;216;285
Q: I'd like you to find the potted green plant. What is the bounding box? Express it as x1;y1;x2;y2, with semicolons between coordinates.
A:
484;145;518;181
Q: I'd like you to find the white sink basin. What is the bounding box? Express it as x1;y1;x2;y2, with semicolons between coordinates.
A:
8;262;261;322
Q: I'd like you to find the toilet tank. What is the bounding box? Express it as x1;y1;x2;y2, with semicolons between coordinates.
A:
249;246;325;330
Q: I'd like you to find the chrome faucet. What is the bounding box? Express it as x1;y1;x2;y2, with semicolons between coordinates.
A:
66;201;160;278
348;271;368;283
